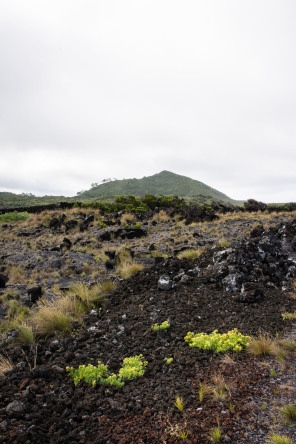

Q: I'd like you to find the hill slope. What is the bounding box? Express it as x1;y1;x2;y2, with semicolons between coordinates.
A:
78;170;238;204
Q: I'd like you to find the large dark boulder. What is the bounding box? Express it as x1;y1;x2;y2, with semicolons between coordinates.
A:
0;273;8;288
28;286;43;303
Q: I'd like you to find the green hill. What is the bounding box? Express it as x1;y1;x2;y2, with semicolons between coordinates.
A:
77;171;239;204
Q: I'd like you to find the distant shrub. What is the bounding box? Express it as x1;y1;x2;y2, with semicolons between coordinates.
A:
244;199;267;212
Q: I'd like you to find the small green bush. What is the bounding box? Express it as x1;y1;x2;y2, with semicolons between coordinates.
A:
185;329;251;353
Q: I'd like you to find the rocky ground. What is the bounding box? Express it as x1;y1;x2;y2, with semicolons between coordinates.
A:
0;208;296;443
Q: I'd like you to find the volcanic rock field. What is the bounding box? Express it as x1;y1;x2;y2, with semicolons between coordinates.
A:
0;206;296;443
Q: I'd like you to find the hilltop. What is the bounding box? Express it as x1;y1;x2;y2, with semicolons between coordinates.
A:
77;171;239;204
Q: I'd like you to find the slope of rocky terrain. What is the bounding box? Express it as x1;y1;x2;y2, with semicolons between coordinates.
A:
0;207;296;443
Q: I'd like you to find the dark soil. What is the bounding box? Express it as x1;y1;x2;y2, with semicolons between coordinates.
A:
0;210;296;443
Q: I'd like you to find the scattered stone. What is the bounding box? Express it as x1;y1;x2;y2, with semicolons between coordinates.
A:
157;275;173;291
6;400;24;415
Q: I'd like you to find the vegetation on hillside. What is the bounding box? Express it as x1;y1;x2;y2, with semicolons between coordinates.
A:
76;171;239;204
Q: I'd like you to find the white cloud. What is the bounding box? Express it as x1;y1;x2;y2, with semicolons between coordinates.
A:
0;0;296;202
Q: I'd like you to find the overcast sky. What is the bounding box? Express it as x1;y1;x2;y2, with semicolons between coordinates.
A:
1;0;296;202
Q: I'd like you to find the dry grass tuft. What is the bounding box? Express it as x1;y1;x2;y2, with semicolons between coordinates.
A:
67;282;105;310
211;373;233;401
198;382;213;402
0;354;13;377
279;403;296;423
15;323;35;345
118;262;144;279
7;266;26;284
267;434;293;444
151;210;170;223
247;333;276;356
120;213;137;225
177;247;206;260
30;300;73;336
220;354;235;365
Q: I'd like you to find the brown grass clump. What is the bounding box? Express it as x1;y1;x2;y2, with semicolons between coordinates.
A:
7;266;26;284
247;333;276;356
211;373;233;401
0;354;13;377
120;213;137;225
151;210;170;223
220;354;235;365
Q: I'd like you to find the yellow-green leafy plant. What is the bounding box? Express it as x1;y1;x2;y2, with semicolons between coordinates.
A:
67;354;147;388
185;329;250;353
174;395;185;412
164;357;173;364
151;321;170;332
